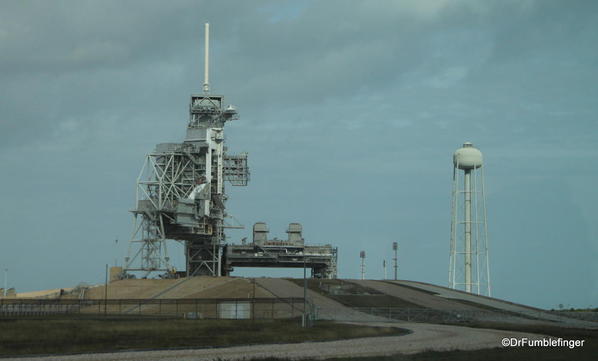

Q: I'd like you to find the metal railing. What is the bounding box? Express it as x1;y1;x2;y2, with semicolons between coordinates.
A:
553;311;598;322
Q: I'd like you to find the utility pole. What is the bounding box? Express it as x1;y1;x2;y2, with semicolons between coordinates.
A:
302;255;307;327
3;268;7;297
252;277;256;321
383;260;387;280
114;238;119;267
104;264;108;316
392;242;398;280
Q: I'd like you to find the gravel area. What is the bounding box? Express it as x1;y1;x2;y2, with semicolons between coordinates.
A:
352;280;485;311
351;280;530;324
1;322;545;361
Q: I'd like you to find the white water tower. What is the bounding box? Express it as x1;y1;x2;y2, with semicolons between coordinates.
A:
449;142;491;296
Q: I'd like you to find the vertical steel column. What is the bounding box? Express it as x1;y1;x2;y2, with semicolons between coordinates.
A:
104;264;108;316
3;268;7;297
302;257;307;327
383;259;387;280
464;170;472;293
252;278;256;321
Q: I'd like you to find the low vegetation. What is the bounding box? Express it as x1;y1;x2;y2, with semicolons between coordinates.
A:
253;343;596;361
288;278;424;309
0;316;406;356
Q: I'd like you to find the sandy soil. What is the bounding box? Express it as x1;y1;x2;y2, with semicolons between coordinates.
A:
84;277;274;300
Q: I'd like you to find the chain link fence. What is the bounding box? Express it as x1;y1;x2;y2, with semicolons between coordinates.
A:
0;297;306;319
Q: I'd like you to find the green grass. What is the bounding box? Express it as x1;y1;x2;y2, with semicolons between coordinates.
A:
257;342;597;361
254;344;597;361
0;317;407;357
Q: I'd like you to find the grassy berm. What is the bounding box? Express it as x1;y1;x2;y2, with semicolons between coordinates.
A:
0;317;405;357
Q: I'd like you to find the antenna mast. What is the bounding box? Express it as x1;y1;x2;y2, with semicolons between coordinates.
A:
203;22;210;94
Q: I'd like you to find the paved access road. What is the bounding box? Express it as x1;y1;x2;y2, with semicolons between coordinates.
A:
2;322;544;361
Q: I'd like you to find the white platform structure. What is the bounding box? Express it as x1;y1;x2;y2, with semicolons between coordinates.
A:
449;142;491;296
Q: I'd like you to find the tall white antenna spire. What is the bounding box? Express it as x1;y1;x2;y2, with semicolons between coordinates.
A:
203;22;210;94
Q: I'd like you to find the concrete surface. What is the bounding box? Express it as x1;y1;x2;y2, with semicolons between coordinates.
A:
256;278;388;322
391;280;598;328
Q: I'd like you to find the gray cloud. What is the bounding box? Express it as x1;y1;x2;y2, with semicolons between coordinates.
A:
1;0;597;308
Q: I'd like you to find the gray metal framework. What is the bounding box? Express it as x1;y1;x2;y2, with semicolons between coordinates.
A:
225;223;338;279
123;23;337;279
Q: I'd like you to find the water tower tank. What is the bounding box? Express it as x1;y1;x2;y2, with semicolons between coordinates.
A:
453;142;483;170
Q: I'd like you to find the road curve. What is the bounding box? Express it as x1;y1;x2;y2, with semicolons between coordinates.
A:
2;322;545;361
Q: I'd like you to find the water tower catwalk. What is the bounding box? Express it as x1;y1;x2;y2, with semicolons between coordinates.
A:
449;142;491;296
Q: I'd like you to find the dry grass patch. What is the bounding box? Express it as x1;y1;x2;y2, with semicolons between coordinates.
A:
0;317;406;356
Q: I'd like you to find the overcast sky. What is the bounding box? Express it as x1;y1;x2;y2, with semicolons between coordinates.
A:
1;0;596;309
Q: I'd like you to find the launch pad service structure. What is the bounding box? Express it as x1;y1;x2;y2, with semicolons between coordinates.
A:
123;24;337;279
